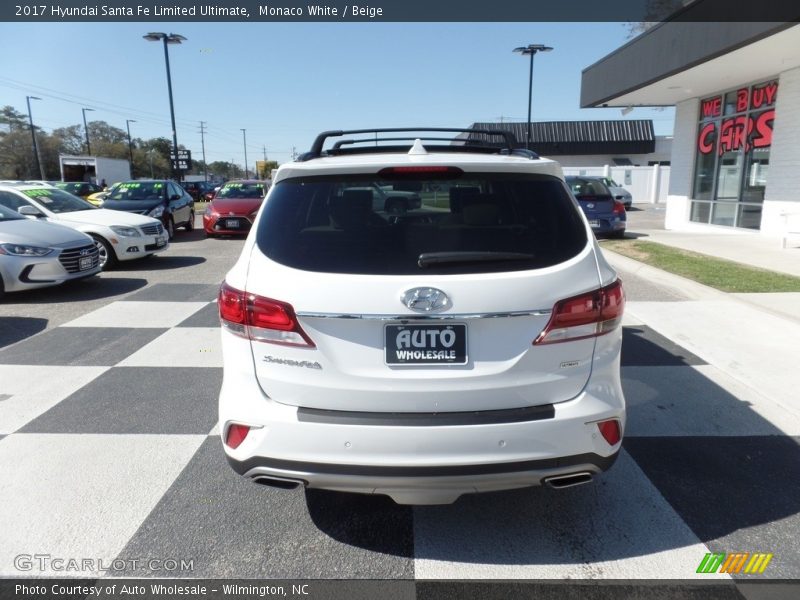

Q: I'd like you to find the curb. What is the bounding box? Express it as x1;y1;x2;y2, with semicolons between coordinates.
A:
601;248;800;324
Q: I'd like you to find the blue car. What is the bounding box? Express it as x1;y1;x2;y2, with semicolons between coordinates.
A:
565;176;627;238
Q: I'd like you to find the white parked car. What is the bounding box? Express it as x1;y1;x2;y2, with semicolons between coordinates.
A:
0;183;168;270
0;203;101;299
218;128;626;505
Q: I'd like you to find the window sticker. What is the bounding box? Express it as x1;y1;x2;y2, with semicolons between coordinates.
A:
22;188;54;199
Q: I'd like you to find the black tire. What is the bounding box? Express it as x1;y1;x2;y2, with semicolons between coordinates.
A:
611;230;627;239
166;217;175;240
0;275;5;302
184;210;195;231
91;234;117;270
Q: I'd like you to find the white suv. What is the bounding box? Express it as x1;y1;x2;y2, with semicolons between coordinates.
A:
219;128;625;505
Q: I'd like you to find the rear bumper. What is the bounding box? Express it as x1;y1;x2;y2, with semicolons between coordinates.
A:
226;448;619;504
590;218;626;235
219;331;625;504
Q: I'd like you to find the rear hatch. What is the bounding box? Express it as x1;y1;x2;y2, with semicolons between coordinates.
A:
567;178;616;218
242;170;602;413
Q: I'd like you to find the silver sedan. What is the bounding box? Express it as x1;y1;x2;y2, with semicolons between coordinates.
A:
0;204;101;299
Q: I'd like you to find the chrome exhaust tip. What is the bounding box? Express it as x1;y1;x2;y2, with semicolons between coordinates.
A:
251;475;304;490
543;472;593;489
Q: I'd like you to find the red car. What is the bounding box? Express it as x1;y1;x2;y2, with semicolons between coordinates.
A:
203;180;267;237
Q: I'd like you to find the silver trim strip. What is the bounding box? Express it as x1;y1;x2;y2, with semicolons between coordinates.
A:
295;310;551;321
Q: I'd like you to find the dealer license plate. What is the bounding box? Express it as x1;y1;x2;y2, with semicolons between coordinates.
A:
588;220;600;228
78;256;93;271
225;219;240;228
385;323;467;366
155;236;166;247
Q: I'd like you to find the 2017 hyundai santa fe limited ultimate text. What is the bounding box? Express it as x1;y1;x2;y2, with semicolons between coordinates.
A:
218;128;626;505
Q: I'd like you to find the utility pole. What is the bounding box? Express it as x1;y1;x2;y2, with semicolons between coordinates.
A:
199;121;208;182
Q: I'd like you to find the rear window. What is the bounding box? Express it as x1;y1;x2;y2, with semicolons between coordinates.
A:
217;182;265;199
256;173;587;275
567;178;611;197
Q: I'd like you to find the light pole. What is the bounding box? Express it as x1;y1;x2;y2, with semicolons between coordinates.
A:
512;44;553;150
125;119;136;178
241;128;248;179
143;32;186;181
26;95;44;180
81;107;95;155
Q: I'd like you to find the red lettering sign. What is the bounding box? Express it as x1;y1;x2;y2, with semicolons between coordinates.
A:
751;82;778;110
736;88;749;112
698;122;716;154
701;97;721;118
752;109;775;148
718;116;751;155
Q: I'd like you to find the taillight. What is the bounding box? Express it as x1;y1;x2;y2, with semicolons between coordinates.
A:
612;201;626;215
534;279;625;345
218;282;315;347
597;419;622;446
225;424;250;449
377;166;463;179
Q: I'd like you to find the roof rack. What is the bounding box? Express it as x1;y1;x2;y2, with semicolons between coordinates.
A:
297;128;536;161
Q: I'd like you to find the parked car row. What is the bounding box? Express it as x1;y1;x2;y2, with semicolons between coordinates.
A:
0;181;171;294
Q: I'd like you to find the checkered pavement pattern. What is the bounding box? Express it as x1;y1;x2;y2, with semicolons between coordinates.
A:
1;281;798;581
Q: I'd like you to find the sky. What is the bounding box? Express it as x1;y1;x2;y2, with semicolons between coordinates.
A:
0;21;674;169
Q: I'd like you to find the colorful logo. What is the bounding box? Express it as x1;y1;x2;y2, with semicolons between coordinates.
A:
697;552;773;574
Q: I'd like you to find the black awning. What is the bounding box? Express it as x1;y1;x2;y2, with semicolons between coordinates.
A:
468;121;656;155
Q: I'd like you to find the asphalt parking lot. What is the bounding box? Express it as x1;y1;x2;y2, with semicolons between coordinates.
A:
1;211;798;592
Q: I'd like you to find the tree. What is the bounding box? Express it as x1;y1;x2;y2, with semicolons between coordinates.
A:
208;160;241;180
51;125;84;156
0;106;44;179
625;0;693;38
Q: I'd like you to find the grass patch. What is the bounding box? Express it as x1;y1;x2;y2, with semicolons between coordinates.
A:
600;239;800;293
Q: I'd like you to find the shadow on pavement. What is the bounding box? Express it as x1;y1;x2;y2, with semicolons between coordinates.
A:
0;276;147;304
168;230;207;243
113;255;206;271
305;488;414;558
0;316;48;349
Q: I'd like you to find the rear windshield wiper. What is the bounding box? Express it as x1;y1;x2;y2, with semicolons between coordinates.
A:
418;251;535;268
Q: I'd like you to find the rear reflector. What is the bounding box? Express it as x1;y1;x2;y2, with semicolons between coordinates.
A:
597;419;622;446
534;279;625;345
218;282;315;347
225;424;250;449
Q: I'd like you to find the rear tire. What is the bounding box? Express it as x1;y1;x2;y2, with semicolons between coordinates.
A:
611;230;626;239
91;234;117;270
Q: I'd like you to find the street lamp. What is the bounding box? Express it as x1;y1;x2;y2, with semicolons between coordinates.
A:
81;107;95;155
126;119;137;177
512;44;553;150
143;31;186;181
26;96;44;180
241;128;248;179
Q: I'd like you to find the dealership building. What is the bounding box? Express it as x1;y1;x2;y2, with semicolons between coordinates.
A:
581;17;800;235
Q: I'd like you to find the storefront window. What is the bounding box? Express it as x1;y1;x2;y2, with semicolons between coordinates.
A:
690;80;778;229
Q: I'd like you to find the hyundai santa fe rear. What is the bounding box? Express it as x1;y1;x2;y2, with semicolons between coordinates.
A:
219;128;625;505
